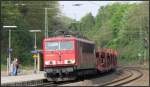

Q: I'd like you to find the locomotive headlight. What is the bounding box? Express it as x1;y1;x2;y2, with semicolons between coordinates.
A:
52;60;56;65
45;61;50;65
45;61;56;65
64;60;75;64
49;60;56;65
71;60;75;63
64;60;67;64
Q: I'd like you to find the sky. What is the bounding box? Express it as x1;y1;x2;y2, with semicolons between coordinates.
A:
59;1;142;21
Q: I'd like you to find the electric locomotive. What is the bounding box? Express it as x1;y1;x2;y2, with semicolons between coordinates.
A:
43;35;96;81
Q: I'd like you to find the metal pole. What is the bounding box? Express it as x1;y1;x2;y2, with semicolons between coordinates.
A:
45;8;48;38
3;26;17;76
7;58;9;75
45;8;46;38
29;30;41;73
34;32;37;73
46;8;48;38
9;29;11;52
34;32;37;50
37;53;40;72
140;16;144;63
8;29;11;75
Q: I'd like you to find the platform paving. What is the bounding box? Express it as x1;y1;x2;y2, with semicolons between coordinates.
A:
1;72;46;85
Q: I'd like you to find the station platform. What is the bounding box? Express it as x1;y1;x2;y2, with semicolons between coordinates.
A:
1;72;46;85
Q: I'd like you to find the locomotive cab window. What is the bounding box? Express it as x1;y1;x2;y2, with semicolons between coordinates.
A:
45;41;74;51
45;42;59;51
60;41;74;50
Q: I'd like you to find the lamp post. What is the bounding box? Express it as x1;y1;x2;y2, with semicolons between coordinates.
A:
29;30;41;73
45;8;48;38
3;25;17;76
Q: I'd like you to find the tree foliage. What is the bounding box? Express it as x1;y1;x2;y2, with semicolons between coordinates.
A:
1;1;67;65
69;1;149;64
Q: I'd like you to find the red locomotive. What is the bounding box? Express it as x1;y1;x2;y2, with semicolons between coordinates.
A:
43;35;118;81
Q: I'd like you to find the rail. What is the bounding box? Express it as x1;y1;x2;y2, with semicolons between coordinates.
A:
99;67;143;86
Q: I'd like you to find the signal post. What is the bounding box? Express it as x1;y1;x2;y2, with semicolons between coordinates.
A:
29;30;41;73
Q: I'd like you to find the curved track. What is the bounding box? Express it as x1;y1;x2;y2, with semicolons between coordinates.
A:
30;67;144;86
99;67;143;86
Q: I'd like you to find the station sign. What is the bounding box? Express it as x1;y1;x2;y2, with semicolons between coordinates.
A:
33;54;37;58
7;48;13;52
31;50;38;54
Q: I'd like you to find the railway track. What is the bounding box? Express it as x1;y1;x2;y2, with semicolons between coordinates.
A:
2;66;145;86
33;82;57;86
31;70;115;86
22;67;144;86
30;79;79;86
99;67;143;86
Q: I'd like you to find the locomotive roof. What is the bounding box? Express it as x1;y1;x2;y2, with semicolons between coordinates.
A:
44;36;95;44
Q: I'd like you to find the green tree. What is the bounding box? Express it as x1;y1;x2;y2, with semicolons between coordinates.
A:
1;1;63;66
80;13;95;36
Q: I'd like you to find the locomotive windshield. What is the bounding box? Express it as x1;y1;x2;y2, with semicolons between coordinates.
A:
60;41;73;50
45;41;73;51
45;42;59;51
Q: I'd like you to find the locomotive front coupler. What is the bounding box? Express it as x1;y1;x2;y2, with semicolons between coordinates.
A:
59;69;63;78
52;69;58;77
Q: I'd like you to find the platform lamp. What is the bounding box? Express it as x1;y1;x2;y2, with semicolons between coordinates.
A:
29;30;41;73
3;25;17;76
